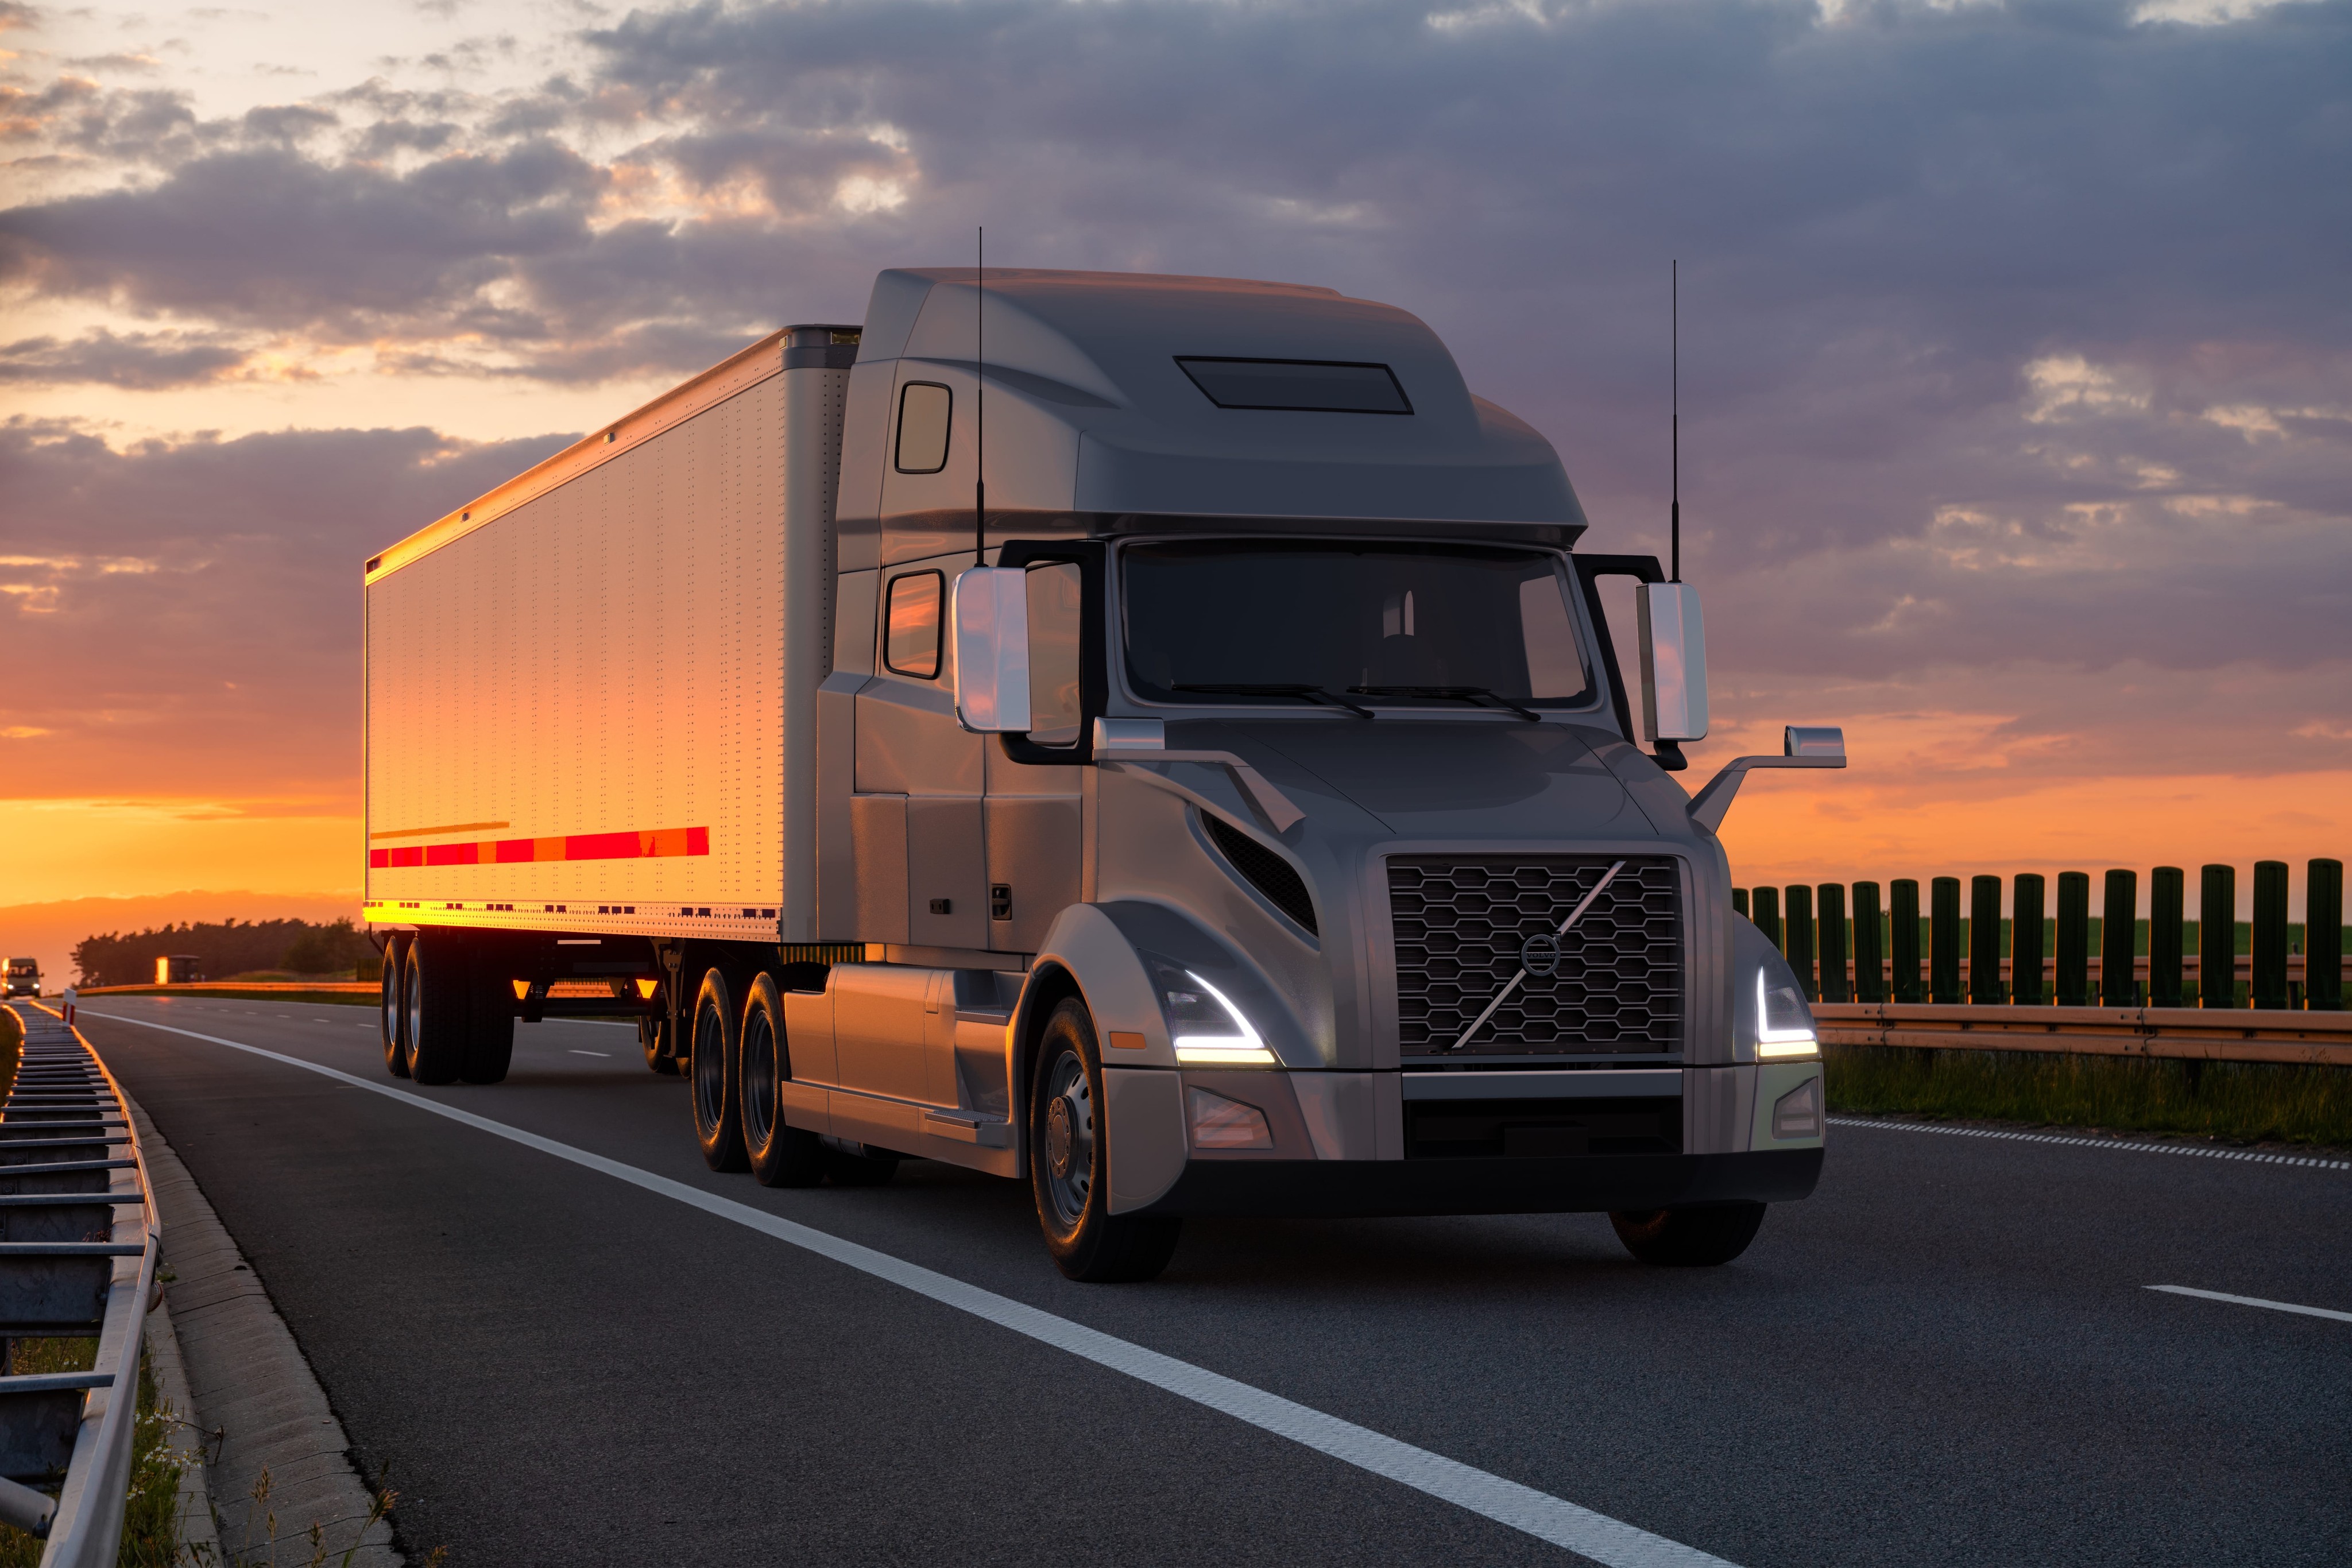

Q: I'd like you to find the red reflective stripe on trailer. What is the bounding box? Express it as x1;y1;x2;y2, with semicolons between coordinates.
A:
564;830;643;861
370;826;710;868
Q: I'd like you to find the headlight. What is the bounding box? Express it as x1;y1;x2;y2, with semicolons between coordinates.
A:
1756;970;1819;1059
1149;961;1277;1066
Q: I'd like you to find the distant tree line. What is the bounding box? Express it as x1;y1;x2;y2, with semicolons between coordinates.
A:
72;917;377;986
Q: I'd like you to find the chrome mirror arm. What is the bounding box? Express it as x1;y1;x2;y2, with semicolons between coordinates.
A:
1688;726;1846;834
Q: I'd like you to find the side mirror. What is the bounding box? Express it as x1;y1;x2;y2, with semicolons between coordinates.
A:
951;566;1032;733
1635;582;1708;742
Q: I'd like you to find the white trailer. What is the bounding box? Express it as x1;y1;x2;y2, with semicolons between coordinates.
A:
365;268;1843;1280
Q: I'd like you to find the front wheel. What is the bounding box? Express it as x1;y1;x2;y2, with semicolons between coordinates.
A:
1609;1203;1767;1267
1028;998;1180;1283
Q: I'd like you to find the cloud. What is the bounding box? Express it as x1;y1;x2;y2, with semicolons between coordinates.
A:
0;327;254;387
0;418;574;798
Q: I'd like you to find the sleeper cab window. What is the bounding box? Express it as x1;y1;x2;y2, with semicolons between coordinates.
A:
884;570;944;679
895;382;951;474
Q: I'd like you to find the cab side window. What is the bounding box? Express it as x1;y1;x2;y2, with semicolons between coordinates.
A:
1026;562;1084;748
895;383;951;474
884;570;944;679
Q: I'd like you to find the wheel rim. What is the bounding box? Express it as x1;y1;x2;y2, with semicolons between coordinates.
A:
403;947;423;1064
382;957;401;1047
741;1006;776;1149
1040;1047;1093;1228
693;998;726;1135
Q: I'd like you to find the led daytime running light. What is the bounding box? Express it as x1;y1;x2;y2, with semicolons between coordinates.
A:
1756;971;1819;1059
1171;971;1277;1066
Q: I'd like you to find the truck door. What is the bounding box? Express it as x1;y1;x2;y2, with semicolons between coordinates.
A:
855;560;989;951
985;562;1085;953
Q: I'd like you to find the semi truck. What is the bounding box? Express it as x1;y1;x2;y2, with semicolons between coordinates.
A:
363;266;1844;1281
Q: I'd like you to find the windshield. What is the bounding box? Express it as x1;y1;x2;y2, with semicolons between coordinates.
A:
1121;539;1595;711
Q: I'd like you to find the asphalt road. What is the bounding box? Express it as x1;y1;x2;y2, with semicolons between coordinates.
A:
68;995;2352;1568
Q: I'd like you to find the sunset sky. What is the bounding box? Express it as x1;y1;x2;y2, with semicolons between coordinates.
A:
2;0;2347;981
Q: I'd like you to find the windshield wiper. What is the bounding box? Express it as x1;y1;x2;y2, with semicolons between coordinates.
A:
1348;684;1542;722
1173;682;1376;719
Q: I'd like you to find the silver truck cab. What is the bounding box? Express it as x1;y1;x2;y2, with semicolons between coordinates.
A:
811;269;1832;1278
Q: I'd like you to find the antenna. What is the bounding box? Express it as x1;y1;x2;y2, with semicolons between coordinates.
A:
1670;258;1680;583
974;227;986;567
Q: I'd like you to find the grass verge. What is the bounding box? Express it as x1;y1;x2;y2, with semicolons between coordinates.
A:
1826;1044;2352;1148
0;1340;189;1566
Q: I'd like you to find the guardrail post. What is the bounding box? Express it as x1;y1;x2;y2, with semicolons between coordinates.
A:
1753;886;1782;954
1819;883;1851;1002
2200;864;2236;1007
1786;885;1817;1001
2012;873;2046;1006
1891;879;1921;1002
2311;859;2343;1011
1733;888;1749;919
2101;869;2140;1007
1969;875;2003;1004
2252;860;2289;1009
1852;881;1885;1002
1930;877;1961;1004
2149;866;2185;1008
2056;871;2090;1006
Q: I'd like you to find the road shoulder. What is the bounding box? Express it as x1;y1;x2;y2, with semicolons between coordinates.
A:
126;1090;403;1565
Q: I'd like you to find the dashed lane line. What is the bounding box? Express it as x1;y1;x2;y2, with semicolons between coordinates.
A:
79;1006;1738;1568
1827;1116;2350;1170
2146;1286;2352;1325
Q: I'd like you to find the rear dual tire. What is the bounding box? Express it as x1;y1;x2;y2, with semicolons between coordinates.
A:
383;932;512;1086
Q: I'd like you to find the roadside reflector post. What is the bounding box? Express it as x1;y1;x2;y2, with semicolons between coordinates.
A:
1786;884;1816;1001
2311;859;2344;1012
2056;872;2091;1007
2149;866;2185;1008
2199;864;2237;1008
1819;882;1851;1003
1753;886;1782;954
2252;860;2289;1011
2101;869;2139;1008
1929;876;1961;1004
1969;875;2003;1005
1852;881;1885;1003
2011;874;2046;1006
1891;878;1922;1003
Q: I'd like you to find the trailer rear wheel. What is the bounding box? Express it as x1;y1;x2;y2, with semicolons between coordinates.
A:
690;969;750;1172
1029;998;1181;1283
404;932;470;1086
380;935;411;1079
741;974;823;1186
1609;1202;1766;1267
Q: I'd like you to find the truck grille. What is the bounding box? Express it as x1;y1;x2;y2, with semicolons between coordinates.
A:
1388;855;1682;1056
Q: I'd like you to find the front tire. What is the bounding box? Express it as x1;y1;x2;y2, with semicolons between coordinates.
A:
380;935;411;1079
741;974;823;1187
1610;1202;1767;1267
1028;998;1180;1283
690;968;749;1172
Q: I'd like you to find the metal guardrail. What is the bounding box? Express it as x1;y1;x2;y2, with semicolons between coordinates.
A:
1813;1001;2352;1066
0;1002;161;1565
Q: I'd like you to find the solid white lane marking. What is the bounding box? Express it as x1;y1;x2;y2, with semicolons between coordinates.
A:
81;1007;1734;1568
2146;1285;2352;1325
1827;1116;2351;1171
567;1050;611;1058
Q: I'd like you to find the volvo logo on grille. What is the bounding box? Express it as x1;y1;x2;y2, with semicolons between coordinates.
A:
1521;932;1561;976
